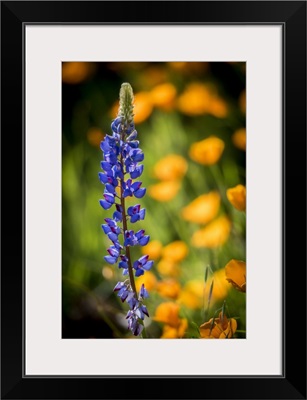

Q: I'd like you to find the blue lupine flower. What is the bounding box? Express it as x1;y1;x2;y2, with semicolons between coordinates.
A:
104;246;120;264
126;311;143;336
127;204;145;223
102;218;121;235
114;281;130;302
113;204;123;222
122;179;146;198
99;83;153;336
139;283;149;300
133;255;154;277
118;255;129;275
124;229;150;247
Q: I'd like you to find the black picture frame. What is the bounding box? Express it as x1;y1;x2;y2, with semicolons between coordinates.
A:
1;1;306;399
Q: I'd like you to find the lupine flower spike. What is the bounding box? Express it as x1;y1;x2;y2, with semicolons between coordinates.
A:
99;83;153;336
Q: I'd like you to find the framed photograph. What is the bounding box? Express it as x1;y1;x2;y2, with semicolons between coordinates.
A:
1;1;306;399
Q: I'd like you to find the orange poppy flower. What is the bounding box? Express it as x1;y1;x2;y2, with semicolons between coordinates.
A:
226;184;246;211
157;279;181;299
141;240;163;260
153;302;180;327
181;192;220;225
225;259;246;292
160;318;188;338
162;241;188;263
150;83;177;110
135;270;157;292
232;128;246;151
189;137;224;165
200;312;237;338
191;216;231;248
153;154;188;181
148;181;181;202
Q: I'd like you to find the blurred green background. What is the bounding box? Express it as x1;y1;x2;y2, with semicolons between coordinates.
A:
62;62;246;339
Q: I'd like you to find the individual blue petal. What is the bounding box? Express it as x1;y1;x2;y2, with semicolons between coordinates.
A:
126;130;138;141
119;260;128;269
122;269;129;275
105;183;116;194
104;152;117;165
132;151;144;162
105;218;116;227
127;294;137;309
104;255;117;264
98;172;108;184
114;281;125;291
130;214;140;223
133;322;143;336
138;254;149;264
134;188;146;198
107;232;119;243
113;211;123;222
140;304;149;317
123;189;132;198
142;260;153;270
100;141;111;153
99;199;112;210
107;246;119;257
135;230;145;240
129;140;140;149
101;161;112;171
131;181;142;191
103;193;115;204
139;208;146;220
111;117;122;132
139;284;149;299
135;269;144;277
130;165;144;179
138;235;150;246
101;224;111;234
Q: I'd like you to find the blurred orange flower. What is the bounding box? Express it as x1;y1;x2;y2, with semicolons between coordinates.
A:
148;181;180;202
153;154;188;181
177;82;227;117
140;66;168;87
191;215;231;248
133;92;153;124
162;241;188;263
189;137;224;165
150;83;177;110
160;318;188;338
141;240;163;260
157;259;180;277
225;259;246;292
209;98;228;118
87;127;104;148
62;62;95;84
157;279;181;299
226;184;246;211
178;280;204;309
181;192;220;224
232;128;246;151
153;302;187;338
135;270;157;292
200;312;237;338
153;302;180;327
204;268;230;304
177;83;212;115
